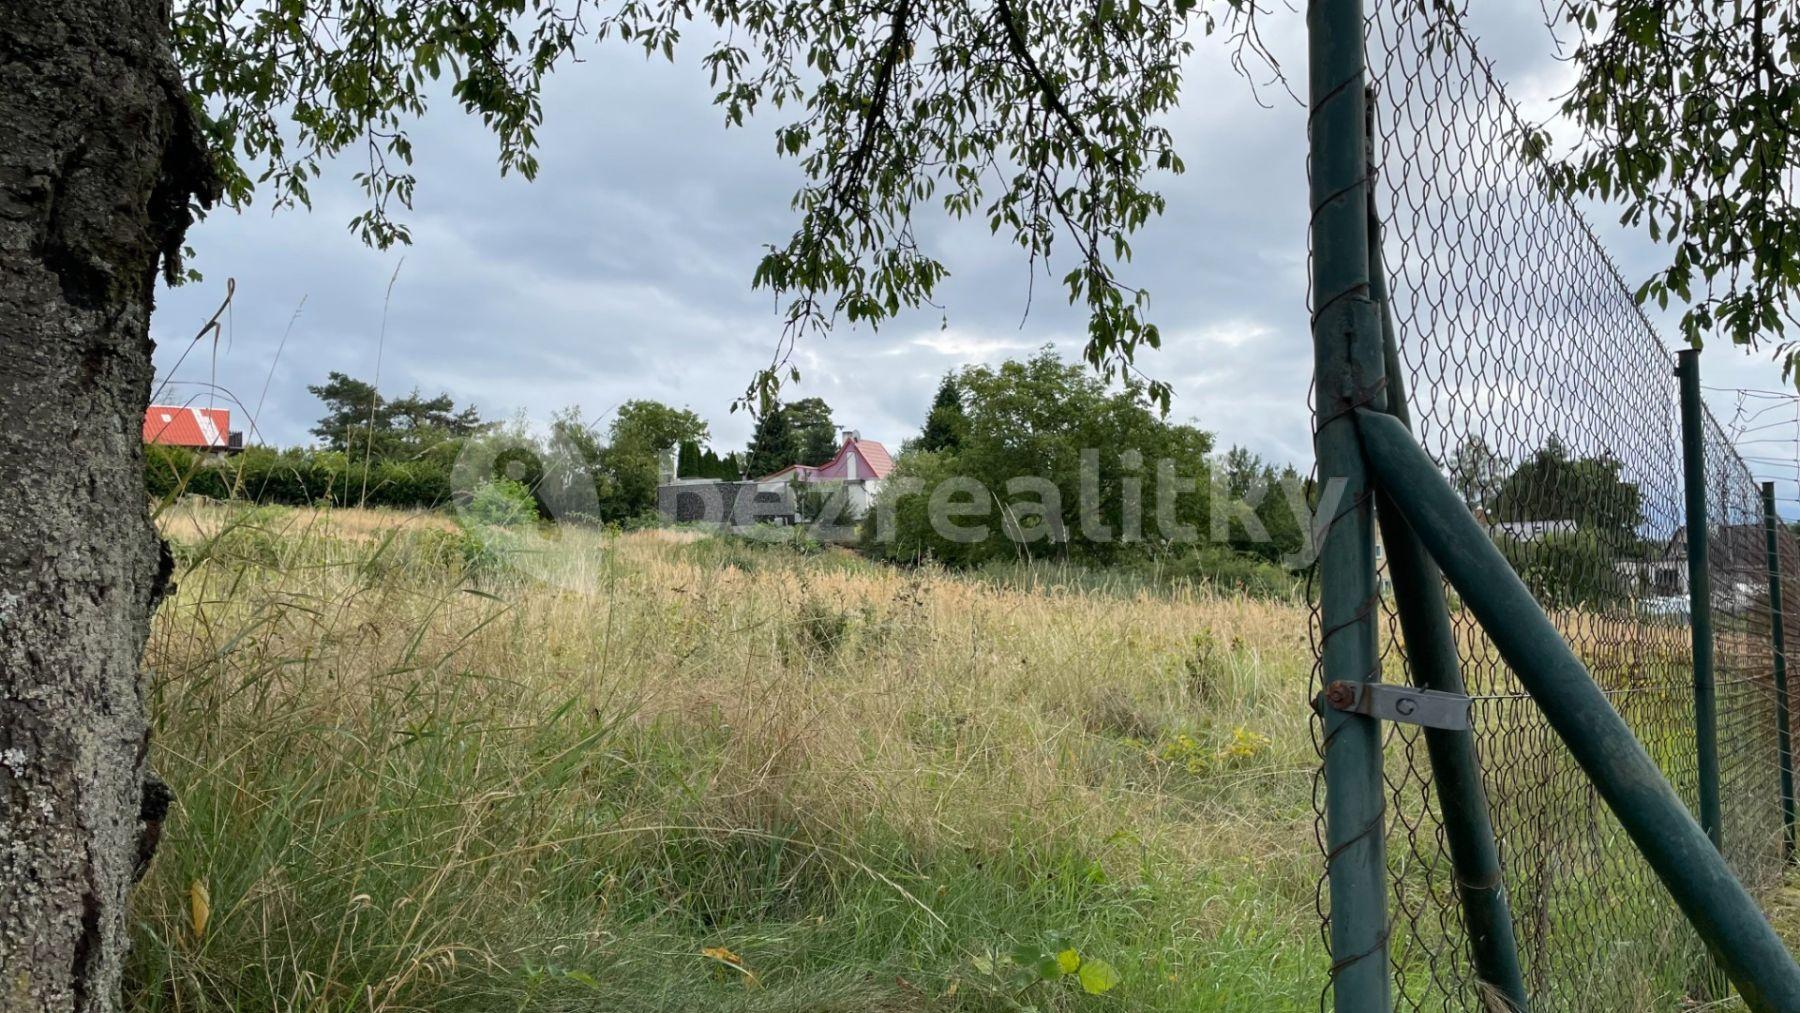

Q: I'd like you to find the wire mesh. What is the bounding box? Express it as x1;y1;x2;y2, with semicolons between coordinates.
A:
1704;415;1788;905
1309;1;1797;1008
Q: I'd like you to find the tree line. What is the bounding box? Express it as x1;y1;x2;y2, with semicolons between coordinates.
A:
149;356;1660;611
146;372;861;521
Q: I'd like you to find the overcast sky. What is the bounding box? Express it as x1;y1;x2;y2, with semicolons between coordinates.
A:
149;3;1800;512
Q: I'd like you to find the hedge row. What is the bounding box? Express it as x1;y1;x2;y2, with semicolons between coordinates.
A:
146;445;454;511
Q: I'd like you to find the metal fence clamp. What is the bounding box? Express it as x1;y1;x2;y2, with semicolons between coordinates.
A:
1321;681;1474;731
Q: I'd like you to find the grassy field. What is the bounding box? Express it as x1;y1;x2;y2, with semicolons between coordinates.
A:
129;500;1800;1010
128;502;1326;1011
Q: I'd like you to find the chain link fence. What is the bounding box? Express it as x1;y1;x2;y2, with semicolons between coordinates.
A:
1704;412;1791;906
1311;1;1800;1007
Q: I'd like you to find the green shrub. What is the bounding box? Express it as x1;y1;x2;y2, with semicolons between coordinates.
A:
787;595;852;663
1157;544;1302;599
972;545;1302;601
463;478;538;528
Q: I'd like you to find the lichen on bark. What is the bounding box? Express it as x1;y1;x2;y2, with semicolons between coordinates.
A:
1;1;216;1008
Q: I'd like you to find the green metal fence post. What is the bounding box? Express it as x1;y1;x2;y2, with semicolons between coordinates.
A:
1357;407;1800;1011
1677;349;1722;848
1763;481;1796;863
1368;173;1527;1010
1309;0;1389;1006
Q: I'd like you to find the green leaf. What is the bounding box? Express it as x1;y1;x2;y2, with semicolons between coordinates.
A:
1056;949;1081;975
1078;958;1121;994
1011;943;1048;969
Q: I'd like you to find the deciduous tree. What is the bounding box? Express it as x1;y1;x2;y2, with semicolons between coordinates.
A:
1488;435;1645;537
1540;0;1800;366
607;400;709;457
1;6;225;1004
867;348;1215;566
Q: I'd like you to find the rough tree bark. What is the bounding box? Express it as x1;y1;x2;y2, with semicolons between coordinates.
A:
1;1;214;1008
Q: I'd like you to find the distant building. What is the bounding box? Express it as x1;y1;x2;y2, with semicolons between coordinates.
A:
1485;518;1578;542
657;431;895;532
1618;524;1771;608
1621;538;1688;599
656;480;795;526
752;431;895;518
143;405;242;453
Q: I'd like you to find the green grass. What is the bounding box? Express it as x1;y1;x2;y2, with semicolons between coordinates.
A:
127;501;1792;1011
128;503;1324;1011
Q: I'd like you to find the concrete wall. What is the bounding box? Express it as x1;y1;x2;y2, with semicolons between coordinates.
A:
657;481;795;526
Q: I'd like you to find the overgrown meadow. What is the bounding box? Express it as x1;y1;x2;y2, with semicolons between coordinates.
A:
127;502;1324;1011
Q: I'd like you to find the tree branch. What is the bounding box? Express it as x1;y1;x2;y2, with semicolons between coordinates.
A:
991;0;1120;175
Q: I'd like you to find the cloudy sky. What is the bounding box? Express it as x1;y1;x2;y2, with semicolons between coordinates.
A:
149;2;1800;511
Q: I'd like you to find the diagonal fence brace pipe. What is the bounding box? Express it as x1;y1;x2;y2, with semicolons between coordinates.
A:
1355;406;1800;1012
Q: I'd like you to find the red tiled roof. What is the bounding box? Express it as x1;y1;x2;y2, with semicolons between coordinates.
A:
848;439;894;479
144;405;230;449
756;436;895;483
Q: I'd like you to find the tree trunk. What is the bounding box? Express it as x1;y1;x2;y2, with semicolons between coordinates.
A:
1;1;213;1008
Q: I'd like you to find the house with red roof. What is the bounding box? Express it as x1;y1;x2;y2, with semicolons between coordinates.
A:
656;431;895;533
754;432;894;486
752;431;894;521
143;405;242;453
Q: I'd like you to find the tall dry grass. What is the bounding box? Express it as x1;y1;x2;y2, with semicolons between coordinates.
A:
129;502;1325;1011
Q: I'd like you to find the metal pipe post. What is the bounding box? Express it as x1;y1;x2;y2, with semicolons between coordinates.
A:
1764;481;1796;862
1308;0;1388;1006
1676;349;1721;847
1359;407;1800;1012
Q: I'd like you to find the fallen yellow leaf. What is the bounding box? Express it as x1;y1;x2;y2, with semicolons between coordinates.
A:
700;946;743;967
189;880;211;940
702;945;758;988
